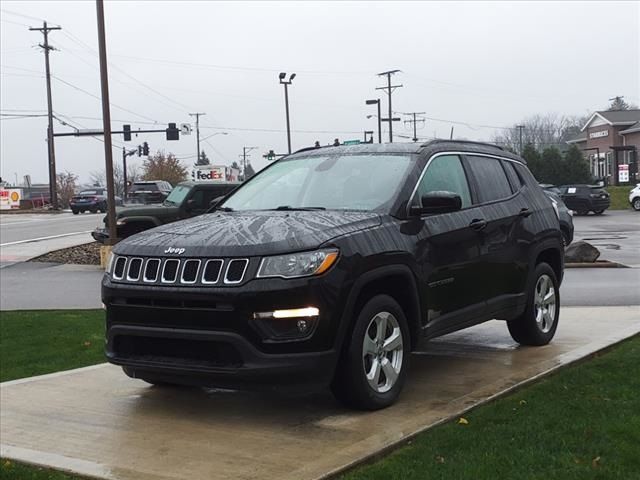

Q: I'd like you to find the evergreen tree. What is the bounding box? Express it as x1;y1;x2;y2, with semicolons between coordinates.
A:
197;150;210;166
563;145;592;184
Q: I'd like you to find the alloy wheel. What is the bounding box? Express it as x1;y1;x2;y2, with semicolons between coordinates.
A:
362;311;404;393
534;274;556;333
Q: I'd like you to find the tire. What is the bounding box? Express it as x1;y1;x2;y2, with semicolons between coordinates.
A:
72;209;79;215
593;209;605;215
576;210;588;216
561;228;570;247
507;262;560;346
331;294;410;410
632;198;640;211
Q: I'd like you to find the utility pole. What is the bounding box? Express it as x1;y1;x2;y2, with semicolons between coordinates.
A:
95;0;117;244
30;21;61;209
376;70;403;143
189;112;206;163
516;125;525;155
122;147;137;202
402;112;426;142
240;146;258;177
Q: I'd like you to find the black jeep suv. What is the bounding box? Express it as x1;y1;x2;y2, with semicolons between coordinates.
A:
103;140;563;410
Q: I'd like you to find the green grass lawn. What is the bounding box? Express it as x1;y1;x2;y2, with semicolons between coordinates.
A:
607;185;634;210
0;310;104;382
342;335;640;480
1;311;638;480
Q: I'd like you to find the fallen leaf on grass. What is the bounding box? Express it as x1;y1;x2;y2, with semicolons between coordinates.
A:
3;460;11;467
519;399;527;405
458;417;469;425
435;455;445;464
592;456;601;468
83;341;91;347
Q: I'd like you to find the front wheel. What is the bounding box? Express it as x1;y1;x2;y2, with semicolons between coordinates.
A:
593;209;605;215
632;198;640;211
331;294;410;410
507;262;559;346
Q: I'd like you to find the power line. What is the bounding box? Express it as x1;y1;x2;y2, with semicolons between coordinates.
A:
400;112;426;142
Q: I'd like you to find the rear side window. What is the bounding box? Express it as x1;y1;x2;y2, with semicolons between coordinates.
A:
502;161;523;193
415;155;471;208
465;156;513;203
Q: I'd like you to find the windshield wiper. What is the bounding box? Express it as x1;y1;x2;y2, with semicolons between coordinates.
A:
215;206;234;212
273;205;326;211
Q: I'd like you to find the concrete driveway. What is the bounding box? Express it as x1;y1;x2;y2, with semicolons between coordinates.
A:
2;306;638;480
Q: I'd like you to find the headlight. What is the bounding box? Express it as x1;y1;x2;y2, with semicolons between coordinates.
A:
257;248;339;279
116;218;126;226
105;251;115;273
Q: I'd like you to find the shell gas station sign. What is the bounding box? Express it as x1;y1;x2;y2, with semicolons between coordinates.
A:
0;188;22;210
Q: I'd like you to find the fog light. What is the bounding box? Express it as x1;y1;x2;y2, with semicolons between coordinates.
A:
253;307;319;319
297;319;308;333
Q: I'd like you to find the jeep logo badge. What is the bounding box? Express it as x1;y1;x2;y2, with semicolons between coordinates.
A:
164;247;186;255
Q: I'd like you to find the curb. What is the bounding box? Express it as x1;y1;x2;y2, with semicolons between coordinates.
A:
565;260;629;268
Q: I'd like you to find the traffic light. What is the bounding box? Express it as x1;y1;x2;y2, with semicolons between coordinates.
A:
137;145;142;156
166;123;180;141
142;142;149;156
123;124;131;141
263;150;276;161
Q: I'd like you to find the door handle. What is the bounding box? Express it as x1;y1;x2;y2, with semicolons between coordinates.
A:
469;218;487;231
519;208;532;218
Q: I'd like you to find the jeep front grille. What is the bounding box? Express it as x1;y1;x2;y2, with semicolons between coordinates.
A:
111;256;250;286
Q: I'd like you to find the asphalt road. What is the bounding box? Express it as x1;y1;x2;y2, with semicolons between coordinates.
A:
0;212;102;245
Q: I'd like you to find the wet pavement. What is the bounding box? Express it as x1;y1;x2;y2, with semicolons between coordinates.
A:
2;306;638;480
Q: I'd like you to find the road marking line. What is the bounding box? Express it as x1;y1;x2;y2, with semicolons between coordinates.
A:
0;230;92;247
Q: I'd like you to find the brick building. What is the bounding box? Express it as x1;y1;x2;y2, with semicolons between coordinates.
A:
567;109;640;185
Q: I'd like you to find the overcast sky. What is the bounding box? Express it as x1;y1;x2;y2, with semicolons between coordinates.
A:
1;1;639;185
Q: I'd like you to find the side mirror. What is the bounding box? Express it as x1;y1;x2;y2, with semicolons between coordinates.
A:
185;199;196;210
410;191;462;216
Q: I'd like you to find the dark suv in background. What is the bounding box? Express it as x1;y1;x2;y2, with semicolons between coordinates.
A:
557;184;610;215
103;140;564;410
128;180;173;204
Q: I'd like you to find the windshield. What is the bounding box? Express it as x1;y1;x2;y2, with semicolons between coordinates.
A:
164;185;191;205
131;183;159;192
221;153;414;212
78;190;99;196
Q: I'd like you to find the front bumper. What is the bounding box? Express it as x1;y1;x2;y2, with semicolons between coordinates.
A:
92;228;109;244
102;271;348;389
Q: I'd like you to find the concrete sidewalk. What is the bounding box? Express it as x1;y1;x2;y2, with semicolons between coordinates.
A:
1;306;638;480
0;262;103;310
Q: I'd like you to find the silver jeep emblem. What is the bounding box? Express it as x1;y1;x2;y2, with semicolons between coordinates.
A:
164;247;186;255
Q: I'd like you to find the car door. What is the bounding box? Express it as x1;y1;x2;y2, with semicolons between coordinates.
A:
462;155;523;313
410;154;486;333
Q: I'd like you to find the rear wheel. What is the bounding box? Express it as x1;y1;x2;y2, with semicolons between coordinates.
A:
72;209;79;215
593;209;605;215
507;262;559;346
632;198;640;211
331;294;410;410
576;210;588;216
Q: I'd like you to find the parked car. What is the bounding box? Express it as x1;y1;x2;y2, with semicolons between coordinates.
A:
557;184;610;215
70;188;122;214
629;184;640;211
103;140;564;410
539;185;574;246
128;180;173;204
92;181;240;243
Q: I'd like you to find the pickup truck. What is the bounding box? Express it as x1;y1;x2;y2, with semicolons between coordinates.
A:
92;181;240;244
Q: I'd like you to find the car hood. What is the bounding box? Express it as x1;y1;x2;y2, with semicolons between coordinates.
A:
114;210;381;257
117;204;177;218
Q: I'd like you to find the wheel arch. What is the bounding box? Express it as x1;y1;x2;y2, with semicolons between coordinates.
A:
337;265;422;352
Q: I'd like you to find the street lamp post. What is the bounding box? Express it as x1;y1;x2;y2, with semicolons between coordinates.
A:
279;72;296;154
366;99;382;143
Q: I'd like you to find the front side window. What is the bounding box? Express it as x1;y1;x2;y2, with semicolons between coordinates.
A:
164;185;191;206
414;155;471;208
465;156;513;203
222;154;414;212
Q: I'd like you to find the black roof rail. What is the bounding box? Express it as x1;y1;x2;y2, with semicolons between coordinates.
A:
292;145;324;155
421;139;506;151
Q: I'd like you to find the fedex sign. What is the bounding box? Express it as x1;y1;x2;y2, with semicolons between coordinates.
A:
191;165;240;183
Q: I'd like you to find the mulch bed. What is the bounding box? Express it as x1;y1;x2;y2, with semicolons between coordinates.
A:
30;242;101;265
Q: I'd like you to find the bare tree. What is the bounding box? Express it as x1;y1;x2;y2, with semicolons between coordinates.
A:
142;150;188;186
492;113;589;152
56;171;78;209
89;163;140;198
